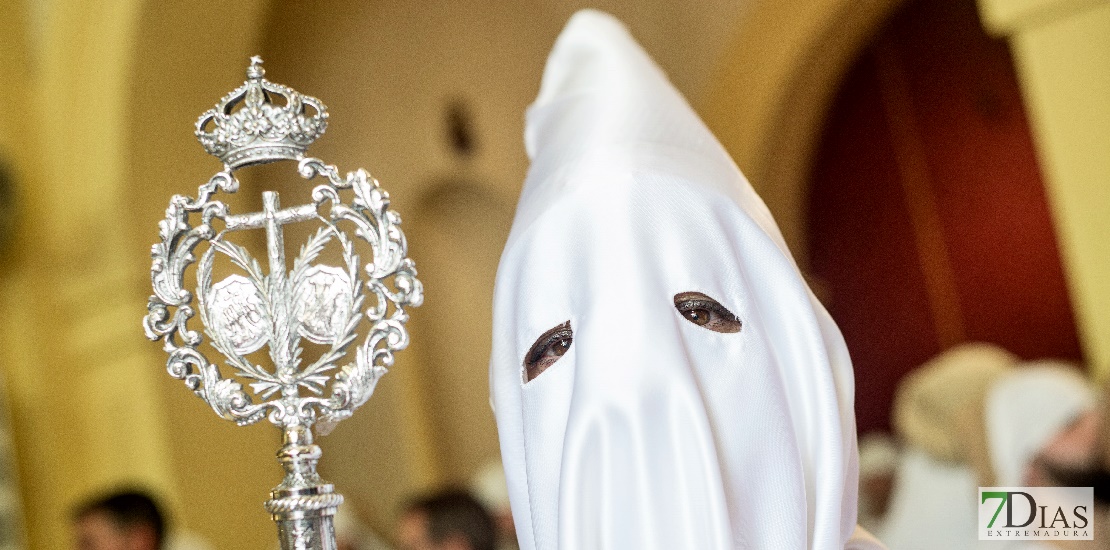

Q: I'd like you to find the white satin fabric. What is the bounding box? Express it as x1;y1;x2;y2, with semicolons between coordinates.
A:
490;10;879;549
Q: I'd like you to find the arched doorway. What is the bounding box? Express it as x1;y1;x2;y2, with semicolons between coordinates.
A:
806;0;1083;434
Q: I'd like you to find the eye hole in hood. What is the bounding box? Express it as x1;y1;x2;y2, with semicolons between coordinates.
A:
524;321;573;382
674;292;742;334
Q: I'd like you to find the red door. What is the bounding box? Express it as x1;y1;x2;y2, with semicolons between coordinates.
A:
806;0;1083;435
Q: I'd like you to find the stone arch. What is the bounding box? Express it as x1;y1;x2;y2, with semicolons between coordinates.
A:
701;0;906;264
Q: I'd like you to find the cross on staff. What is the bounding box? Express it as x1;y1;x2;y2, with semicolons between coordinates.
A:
223;191;317;382
147;58;421;550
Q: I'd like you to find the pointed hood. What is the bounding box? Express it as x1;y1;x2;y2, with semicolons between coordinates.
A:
491;10;864;549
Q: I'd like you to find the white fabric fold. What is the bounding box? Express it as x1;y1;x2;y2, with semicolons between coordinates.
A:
491;10;878;549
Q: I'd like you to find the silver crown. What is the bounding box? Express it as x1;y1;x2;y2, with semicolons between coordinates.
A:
195;57;328;169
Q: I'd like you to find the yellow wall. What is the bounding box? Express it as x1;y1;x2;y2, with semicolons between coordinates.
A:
1;1;178;548
978;0;1110;376
978;0;1106;33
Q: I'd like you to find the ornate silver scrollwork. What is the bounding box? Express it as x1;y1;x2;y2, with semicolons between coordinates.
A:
144;58;422;549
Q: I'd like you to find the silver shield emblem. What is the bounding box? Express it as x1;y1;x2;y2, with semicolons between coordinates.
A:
207;274;270;355
293;265;354;345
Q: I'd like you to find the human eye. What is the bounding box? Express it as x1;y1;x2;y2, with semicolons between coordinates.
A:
523;321;573;382
673;292;742;333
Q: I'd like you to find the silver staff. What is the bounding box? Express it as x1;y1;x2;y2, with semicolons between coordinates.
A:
144;57;423;548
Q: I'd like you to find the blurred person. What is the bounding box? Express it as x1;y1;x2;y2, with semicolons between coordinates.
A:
879;343;1018;550
73;490;165;550
72;489;215;550
1041;375;1110;549
884;358;1098;549
469;461;517;550
397;490;495;550
893;343;1019;465
856;433;900;534
489;10;883;549
973;361;1099;549
979;361;1097;488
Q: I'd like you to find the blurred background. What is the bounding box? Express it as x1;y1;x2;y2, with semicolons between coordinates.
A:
0;0;1107;548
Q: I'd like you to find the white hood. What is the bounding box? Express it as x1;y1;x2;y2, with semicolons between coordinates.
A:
490;10;862;549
